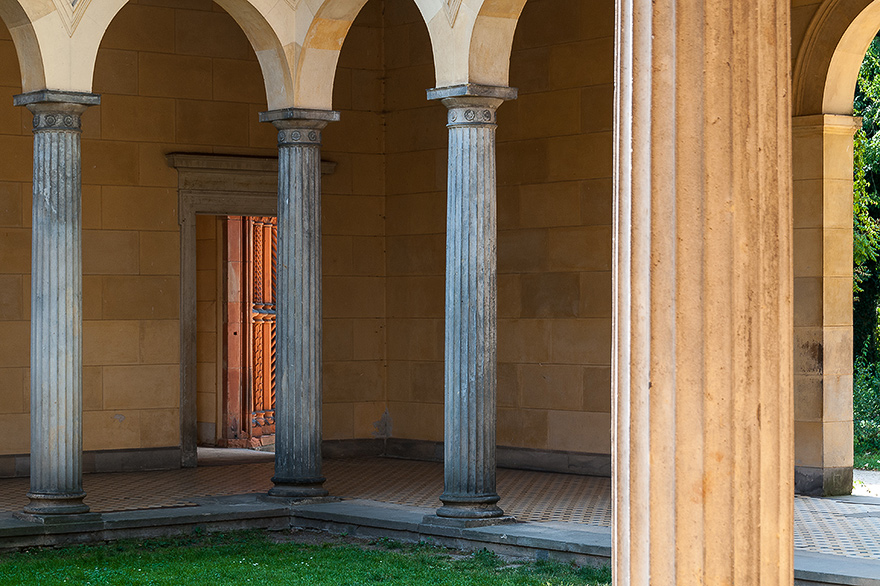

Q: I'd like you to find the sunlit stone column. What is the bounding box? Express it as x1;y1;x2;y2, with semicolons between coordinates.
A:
261;108;339;498
614;1;793;584
791;115;859;496
15;90;100;517
427;85;516;520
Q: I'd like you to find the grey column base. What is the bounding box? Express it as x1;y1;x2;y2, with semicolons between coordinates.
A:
23;492;90;516
422;514;516;528
269;476;329;499
260;494;340;506
438;493;505;519
14;511;102;525
795;465;853;496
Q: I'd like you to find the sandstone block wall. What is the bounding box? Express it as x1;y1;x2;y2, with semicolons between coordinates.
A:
0;0;616;462
321;0;389;441
382;0;614;454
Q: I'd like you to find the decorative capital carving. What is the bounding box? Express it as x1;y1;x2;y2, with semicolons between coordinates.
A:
14;91;98;134
261;107;338;147
32;111;82;132
427;85;516;128
276;127;323;147
447;106;497;127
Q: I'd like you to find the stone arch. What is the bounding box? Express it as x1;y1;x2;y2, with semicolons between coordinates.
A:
467;0;527;87
794;0;880;116
211;0;297;110
16;0;294;108
22;0;128;92
0;1;45;92
294;0;442;109
789;0;880;495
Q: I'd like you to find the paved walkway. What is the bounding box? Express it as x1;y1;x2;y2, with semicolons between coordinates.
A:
0;449;878;565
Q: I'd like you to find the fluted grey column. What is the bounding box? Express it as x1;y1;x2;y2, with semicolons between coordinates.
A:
427;85;516;519
260;108;339;498
14;90;100;516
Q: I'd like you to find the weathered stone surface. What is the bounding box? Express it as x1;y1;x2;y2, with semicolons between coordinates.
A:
266;108;339;498
614;0;793;583
19;91;99;516
429;85;516;520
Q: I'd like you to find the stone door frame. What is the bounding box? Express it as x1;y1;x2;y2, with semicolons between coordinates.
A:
169;153;278;467
169;153;335;467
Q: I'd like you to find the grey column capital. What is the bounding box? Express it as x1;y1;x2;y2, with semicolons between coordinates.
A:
428;85;516;128
427;83;518;102
14;91;100;133
260;108;339;148
14;89;101;108
259;107;340;126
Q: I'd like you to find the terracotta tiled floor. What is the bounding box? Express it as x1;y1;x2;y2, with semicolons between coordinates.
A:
3;452;880;561
0;456;611;526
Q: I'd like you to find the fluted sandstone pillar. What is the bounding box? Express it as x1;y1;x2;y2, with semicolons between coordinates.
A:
614;1;793;584
427;85;516;519
260;108;339;498
15;90;100;516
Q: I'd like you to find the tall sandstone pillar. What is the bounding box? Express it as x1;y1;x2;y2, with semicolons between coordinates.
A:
261;108;339;498
614;1;793;584
16;90;100;516
792;115;859;496
428;84;516;520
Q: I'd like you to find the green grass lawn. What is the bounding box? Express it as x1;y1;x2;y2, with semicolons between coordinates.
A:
0;529;611;585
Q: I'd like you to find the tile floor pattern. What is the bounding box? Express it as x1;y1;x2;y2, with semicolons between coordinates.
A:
1;456;879;560
794;496;880;560
0;458;611;526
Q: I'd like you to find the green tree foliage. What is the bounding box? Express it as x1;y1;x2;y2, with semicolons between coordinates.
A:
853;35;880;362
853;35;880;464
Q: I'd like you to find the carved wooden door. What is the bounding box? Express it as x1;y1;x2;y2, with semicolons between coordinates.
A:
246;216;277;439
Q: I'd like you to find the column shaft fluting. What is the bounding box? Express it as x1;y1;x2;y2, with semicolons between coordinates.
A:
614;0;793;583
433;91;513;519
18;93;98;516
263;109;338;498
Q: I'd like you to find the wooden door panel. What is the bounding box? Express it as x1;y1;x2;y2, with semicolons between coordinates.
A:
248;216;277;438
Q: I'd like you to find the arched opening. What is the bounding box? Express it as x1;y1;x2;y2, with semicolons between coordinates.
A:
308;0;617;517
87;0;278;470
493;0;614;475
791;0;880;496
851;32;880;487
318;0;396;450
0;1;44;92
0;8;34;475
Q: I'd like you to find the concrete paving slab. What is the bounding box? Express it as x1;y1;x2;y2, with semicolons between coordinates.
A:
795;551;880;585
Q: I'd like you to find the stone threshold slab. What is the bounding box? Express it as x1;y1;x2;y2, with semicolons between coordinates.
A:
288;498;612;568
0;494;875;586
289;498;611;561
289;499;880;586
0;494;289;551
